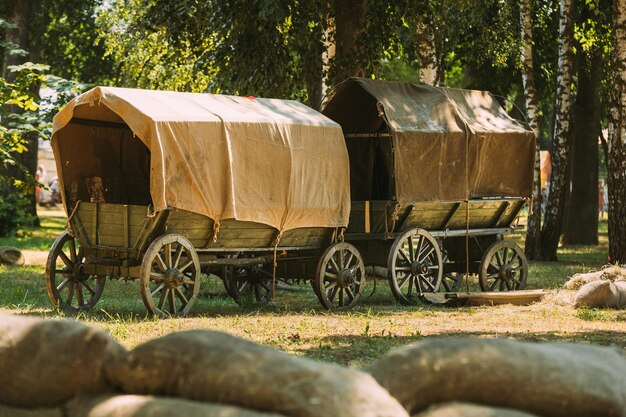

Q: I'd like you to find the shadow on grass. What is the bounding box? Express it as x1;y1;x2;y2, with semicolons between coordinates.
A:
297;329;626;365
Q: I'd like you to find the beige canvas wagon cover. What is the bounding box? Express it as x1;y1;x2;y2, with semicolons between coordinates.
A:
52;87;350;232
322;78;536;203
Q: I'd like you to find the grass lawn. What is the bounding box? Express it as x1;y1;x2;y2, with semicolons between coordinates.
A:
1;211;624;366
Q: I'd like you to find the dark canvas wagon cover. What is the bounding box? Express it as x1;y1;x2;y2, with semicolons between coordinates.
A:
322;78;536;203
51;87;350;232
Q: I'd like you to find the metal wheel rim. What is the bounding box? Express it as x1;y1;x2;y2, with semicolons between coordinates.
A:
140;234;200;317
388;228;443;304
313;242;365;310
45;231;105;313
479;240;528;291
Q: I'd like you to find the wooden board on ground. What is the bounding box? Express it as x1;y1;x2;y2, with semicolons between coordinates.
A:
422;290;546;307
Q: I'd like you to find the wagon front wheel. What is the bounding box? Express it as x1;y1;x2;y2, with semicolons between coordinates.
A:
479;240;528;291
388;228;443;304
46;231;105;313
313;242;365;310
140;234;201;318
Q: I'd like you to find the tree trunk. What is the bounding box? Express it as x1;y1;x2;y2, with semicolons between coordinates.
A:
520;0;542;260
607;0;626;263
416;13;437;85
3;0;40;227
331;0;367;84
563;51;602;245
540;0;575;261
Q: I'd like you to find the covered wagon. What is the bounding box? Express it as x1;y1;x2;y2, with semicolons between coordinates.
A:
323;78;536;304
47;87;365;316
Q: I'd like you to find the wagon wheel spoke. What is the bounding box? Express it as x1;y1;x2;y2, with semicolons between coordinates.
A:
178;259;194;273
345;287;355;300
173;244;183;268
151;272;166;281
168;290;176;314
163;243;172;269
68;239;77;263
325;271;338;280
82;281;97;296
408;236;415;262
329;256;340;273
54;268;72;275
328;286;339;302
407;274;415;295
489;278;499;291
502;247;509;265
155;253;168;272
182;276;196;285
397;273;410;289
58;251;73;269
65;282;75;305
175;287;189;305
420;275;436;291
395;266;411;272
418;246;435;264
56;278;71;292
399;249;411;263
76;285;85;306
324;280;338;290
157;288;168;310
338;288;345;305
151;282;165;297
344;252;355;269
495;251;503;267
338;249;345;269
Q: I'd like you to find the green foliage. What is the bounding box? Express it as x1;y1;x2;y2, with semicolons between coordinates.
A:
0;22;87;237
32;0;117;85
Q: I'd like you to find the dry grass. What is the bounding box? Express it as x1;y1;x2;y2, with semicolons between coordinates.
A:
0;213;624;366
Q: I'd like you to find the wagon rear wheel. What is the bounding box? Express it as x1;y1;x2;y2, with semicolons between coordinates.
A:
313;242;365;310
479;240;528;291
140;234;201;318
46;231;105;313
225;266;272;306
388;228;443;305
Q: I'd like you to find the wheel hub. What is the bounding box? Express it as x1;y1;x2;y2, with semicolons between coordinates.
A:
72;263;86;282
337;268;356;288
500;264;516;281
411;261;429;276
165;268;185;288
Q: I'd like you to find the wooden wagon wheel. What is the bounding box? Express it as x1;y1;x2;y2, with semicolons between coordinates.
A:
442;272;464;292
46;231;105;313
388;228;443;304
313;242;365;310
479;240;528;291
441;251;464;292
140;234;201;317
225;266;272;306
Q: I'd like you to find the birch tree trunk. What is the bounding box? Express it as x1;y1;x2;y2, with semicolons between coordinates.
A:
540;0;575;261
416;13;437;85
607;0;626;263
520;0;542;260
